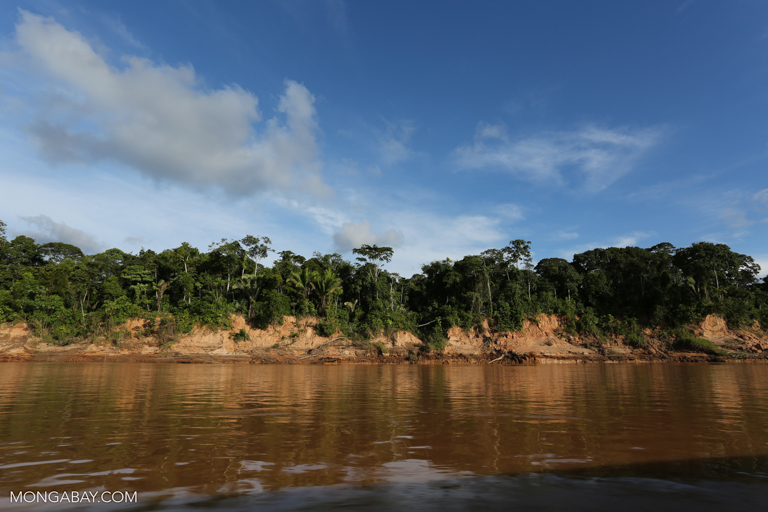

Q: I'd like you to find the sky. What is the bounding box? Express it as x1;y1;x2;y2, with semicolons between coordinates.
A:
0;0;767;277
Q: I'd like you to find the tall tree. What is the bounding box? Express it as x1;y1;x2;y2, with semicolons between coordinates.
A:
352;245;393;300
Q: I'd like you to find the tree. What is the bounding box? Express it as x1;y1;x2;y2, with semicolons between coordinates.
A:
352;245;393;300
208;239;246;294
240;235;273;276
504;240;532;270
288;267;315;299
170;242;200;304
121;265;154;310
3;236;44;283
39;243;84;264
674;242;760;302
311;268;342;315
535;258;581;301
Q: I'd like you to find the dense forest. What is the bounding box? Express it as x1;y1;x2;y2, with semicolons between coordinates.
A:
1;218;766;349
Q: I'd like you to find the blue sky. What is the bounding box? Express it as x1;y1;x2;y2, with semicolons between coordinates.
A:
0;0;766;276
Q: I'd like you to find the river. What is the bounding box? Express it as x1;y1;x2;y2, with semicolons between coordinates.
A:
1;362;767;510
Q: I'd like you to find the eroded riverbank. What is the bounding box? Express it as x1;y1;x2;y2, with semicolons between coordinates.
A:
1;314;766;365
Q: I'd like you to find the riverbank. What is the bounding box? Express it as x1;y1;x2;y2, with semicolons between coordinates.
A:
1;314;766;364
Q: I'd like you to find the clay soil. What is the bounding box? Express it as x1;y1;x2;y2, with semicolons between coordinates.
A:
1;314;766;365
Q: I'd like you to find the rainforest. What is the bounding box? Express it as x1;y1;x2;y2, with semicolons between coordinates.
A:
0;218;766;359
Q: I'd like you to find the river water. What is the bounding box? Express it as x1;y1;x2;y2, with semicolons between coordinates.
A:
0;362;766;510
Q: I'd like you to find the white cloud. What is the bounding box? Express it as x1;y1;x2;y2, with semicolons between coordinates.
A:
18;214;104;253
454;122;662;192
613;231;654;247
754;188;768;205
378;120;415;165
333;220;404;252
99;13;147;50
493;203;524;221
719;207;753;229
381;212;506;275
325;0;348;34
556;231;579;240
754;256;768;278
12;11;328;198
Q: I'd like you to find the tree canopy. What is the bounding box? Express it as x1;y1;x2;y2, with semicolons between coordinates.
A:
0;218;765;346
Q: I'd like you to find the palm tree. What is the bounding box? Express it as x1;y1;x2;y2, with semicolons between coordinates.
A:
233;273;261;318
311;268;342;314
288;267;316;299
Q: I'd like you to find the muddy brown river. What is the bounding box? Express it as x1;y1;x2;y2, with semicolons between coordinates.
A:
1;363;767;510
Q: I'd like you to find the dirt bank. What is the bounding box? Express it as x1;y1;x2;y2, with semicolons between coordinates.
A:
1;314;766;364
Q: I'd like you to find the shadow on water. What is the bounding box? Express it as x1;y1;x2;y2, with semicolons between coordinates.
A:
93;455;768;512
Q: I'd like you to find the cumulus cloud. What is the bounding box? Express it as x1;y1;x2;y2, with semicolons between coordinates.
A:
454;122;662;192
390;212;506;274
19;215;104;253
14;11;328;197
333;220;404;252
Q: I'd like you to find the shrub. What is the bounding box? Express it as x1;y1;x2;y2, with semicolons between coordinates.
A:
252;290;291;328
316;318;338;337
230;328;250;343
626;332;647;348
576;308;599;334
674;335;728;356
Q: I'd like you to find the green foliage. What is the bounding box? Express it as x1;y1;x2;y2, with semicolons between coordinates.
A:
103;296;142;326
230;328;250;343
625;332;647;348
316;318;338;337
0;225;764;351
251;290;291;328
371;341;387;355
177;299;233;330
575;308;600;336
673;335;729;356
421;318;447;352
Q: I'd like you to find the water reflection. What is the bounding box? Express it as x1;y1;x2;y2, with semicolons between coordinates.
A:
0;363;767;506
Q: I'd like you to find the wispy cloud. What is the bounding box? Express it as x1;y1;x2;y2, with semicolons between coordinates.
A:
454;123;662;192
325;0;348;34
19;214;104;253
556;231;579;240
99;13;146;50
493;203;525;222
11;11;329;199
613;231;654;247
378;120;415;165
754;188;768;206
677;0;698;14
